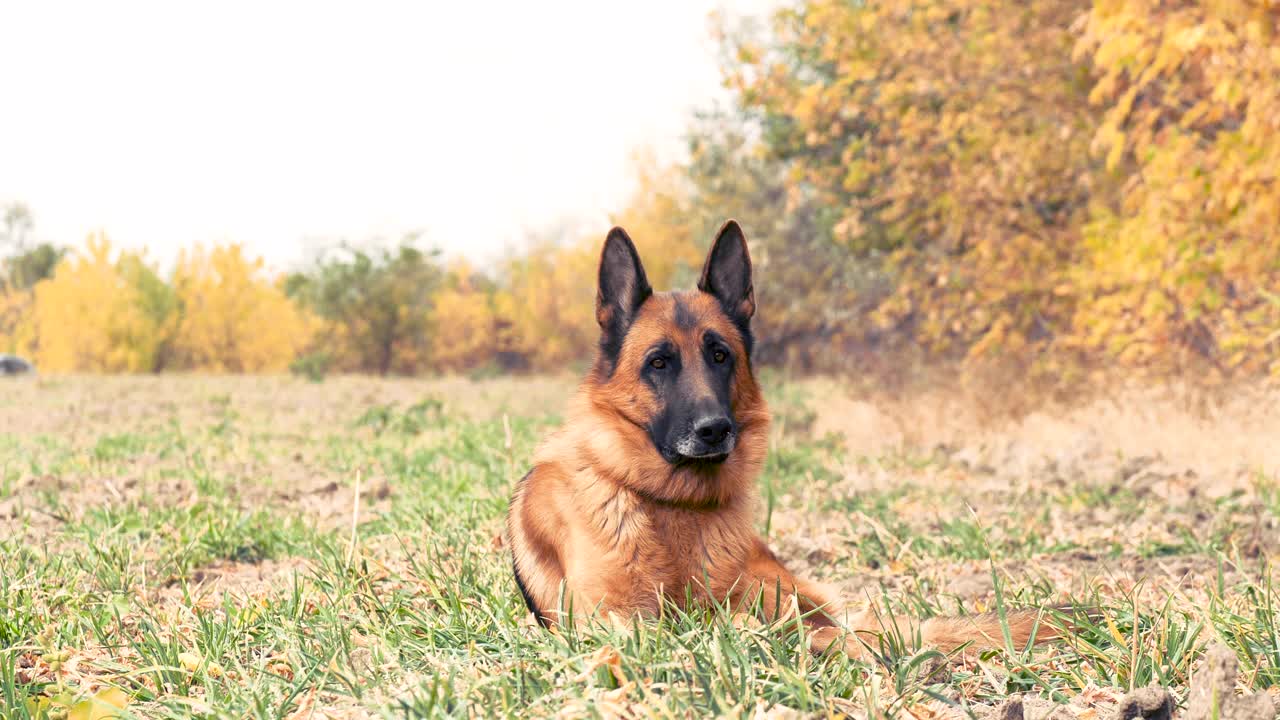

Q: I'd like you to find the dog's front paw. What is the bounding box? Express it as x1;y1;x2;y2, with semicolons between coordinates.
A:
808;625;870;659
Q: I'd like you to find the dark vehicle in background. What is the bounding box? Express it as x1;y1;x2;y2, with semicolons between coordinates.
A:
0;354;32;375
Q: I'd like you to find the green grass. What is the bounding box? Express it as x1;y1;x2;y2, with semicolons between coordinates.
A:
0;376;1277;718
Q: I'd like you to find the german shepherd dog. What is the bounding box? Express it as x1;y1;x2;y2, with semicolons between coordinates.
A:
507;221;1057;656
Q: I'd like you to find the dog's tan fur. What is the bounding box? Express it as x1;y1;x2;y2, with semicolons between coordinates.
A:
507;222;1059;657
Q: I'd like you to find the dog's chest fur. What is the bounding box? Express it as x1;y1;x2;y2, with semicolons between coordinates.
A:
571;468;758;610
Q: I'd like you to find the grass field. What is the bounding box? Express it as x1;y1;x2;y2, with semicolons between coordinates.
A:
1;374;1279;719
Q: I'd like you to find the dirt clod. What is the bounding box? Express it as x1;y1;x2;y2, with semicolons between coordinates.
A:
945;571;994;599
1114;686;1173;720
994;696;1076;720
1185;643;1276;720
992;696;1024;720
918;654;952;685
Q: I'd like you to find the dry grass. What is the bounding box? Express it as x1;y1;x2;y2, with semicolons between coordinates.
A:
806;376;1280;479
1;373;1278;719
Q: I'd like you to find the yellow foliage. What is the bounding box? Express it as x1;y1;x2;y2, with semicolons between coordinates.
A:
0;287;31;353
1075;0;1280;377
24;233;174;372
171;243;314;372
713;0;1279;378
494;239;598;369
609;153;705;287
430;261;498;372
727;0;1096;368
492;155;703;371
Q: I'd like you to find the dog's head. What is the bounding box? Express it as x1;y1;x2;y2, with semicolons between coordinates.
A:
584;221;767;504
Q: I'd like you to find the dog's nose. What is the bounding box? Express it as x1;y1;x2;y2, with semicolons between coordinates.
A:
693;416;732;445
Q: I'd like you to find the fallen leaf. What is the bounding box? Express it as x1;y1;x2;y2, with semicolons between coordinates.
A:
67;687;130;720
574;645;626;686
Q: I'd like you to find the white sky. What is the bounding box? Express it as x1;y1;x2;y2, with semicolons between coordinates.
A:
0;1;770;272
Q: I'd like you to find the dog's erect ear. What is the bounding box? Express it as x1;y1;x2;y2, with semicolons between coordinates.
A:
698;220;755;322
596;227;652;364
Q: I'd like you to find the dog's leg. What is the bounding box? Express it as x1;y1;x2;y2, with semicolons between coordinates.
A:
739;538;1064;658
845;606;1065;655
738;537;850;651
507;467;572;628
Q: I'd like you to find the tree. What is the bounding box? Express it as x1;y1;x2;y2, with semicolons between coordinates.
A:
429;260;499;372
172;243;313;372
0;203;34;252
680;112;885;371
490;162;706;372
1073;0;1280;377
286;240;443;375
492;233;600;371
720;0;1099;369
0;204;64;354
701;0;1280;381
25;233;176;372
5;243;66;291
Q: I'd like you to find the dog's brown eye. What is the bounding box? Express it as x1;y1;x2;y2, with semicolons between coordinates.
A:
713;350;727;363
650;357;666;370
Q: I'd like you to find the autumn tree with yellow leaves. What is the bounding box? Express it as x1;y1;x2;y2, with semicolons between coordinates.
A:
1073;0;1280;377
0;203;64;355
429;260;499;373
701;0;1279;379
171;243;314;372
20;233;176;372
718;0;1099;373
488;160;706;372
12;235;309;373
